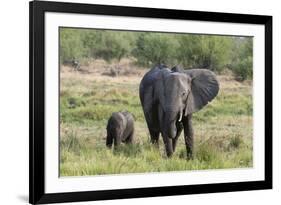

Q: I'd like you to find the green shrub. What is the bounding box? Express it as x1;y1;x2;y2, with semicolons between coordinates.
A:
87;31;132;62
133;33;178;66
228;135;244;149
176;35;232;73
229;38;253;81
60;28;87;62
231;56;253;81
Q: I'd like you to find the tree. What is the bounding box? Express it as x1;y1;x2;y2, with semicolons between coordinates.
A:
83;30;134;62
60;28;135;63
133;33;178;66
60;29;86;62
176;35;232;72
229;37;253;81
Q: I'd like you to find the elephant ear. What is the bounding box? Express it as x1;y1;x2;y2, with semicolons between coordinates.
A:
184;69;219;115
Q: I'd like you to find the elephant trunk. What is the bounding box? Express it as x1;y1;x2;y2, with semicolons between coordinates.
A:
163;111;178;139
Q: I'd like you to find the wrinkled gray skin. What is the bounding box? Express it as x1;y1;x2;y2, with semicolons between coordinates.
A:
139;65;219;158
106;111;135;148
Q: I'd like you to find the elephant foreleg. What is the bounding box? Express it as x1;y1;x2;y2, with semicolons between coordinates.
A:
158;106;173;157
163;136;173;157
106;133;113;148
113;135;122;148
172;123;183;152
183;115;194;159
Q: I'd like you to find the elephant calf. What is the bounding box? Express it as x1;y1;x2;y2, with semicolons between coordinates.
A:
106;111;135;148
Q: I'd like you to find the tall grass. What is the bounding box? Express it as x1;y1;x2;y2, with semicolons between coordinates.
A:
60;64;253;176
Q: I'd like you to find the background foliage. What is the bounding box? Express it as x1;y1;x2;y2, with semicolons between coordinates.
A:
60;28;253;80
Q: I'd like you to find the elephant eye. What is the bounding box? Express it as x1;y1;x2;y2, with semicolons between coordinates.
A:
182;90;190;97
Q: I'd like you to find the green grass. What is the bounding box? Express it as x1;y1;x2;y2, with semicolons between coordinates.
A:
59;68;253;176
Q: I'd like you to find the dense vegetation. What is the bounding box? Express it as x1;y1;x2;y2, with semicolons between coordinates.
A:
60;28;253;80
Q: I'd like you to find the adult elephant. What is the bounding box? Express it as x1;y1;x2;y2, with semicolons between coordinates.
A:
139;65;219;158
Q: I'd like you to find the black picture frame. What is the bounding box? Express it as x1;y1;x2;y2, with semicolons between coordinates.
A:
29;0;272;204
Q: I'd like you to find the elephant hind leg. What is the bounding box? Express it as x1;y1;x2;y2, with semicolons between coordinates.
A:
125;131;134;144
149;128;160;148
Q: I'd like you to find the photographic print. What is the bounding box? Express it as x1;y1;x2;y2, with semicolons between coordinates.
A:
59;28;253;176
30;1;272;203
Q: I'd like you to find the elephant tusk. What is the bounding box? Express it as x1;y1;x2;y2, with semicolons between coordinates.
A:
178;111;183;122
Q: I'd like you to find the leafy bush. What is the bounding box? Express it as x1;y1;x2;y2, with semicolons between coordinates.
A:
229;38;253;81
231;56;253;81
84;31;133;62
60;28;87;62
60;29;135;63
133;33;178;66
176;35;232;73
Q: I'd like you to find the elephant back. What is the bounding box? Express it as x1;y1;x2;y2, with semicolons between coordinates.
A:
139;65;170;102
